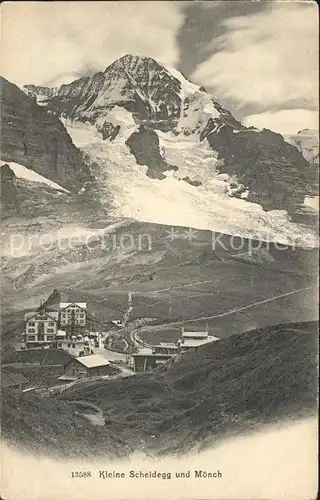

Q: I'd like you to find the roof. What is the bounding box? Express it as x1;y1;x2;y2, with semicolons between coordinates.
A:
74;355;110;368
60;302;87;310
1;372;29;387
25;310;59;321
133;348;153;356
132;349;174;358
182;331;208;339
178;336;220;348
56;330;67;336
158;342;178;348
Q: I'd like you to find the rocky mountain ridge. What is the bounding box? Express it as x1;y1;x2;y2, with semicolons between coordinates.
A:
23;54;316;217
1;55;317;246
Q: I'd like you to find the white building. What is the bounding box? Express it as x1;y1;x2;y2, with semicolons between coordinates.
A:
177;328;220;351
59;302;87;332
24;310;59;348
56;330;93;356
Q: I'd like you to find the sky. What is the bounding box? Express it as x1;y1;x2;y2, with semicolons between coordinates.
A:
1;1;318;134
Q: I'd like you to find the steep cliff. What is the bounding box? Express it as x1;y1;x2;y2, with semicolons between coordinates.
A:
1;77;92;193
0;162;72;219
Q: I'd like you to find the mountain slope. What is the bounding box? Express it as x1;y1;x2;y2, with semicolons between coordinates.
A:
61;320;318;457
0;162;72;218
2;321;317;457
23;55;317;244
0;77;92;193
1;388;131;459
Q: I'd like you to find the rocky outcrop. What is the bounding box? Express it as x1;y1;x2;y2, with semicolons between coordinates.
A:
98;122;120;141
126;126;178;179
181;176;202;187
23;84;57;100
206;126;314;213
0;77;92;192
0;163;72;219
0;164;19;214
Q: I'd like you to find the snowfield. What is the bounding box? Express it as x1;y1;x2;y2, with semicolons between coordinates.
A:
304;196;319;211
64;120;318;248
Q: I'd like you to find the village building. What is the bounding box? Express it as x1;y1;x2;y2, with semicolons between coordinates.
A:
24;310;59;348
59;302;87;336
132;347;176;372
152;343;178;356
22;297;105;356
63;354;117;379
56;330;93;357
177;327;220;351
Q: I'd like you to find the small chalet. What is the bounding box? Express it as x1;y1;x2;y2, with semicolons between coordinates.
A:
132;347;176;373
177;327;220;351
63;354;117;379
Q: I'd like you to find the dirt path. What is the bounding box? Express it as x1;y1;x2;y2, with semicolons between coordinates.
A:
68;400;105;426
141;284;318;329
143;280;213;294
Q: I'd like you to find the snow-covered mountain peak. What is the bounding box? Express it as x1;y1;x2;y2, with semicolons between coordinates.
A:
19;56;318;247
23;54;230;136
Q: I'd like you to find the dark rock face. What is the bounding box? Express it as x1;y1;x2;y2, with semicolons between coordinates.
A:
0;161;77;219
181;176;202;187
206;126;313;212
48;55;182;123
23;84;57;99
0;174;70;219
126;126;178;179
98;122;120;141
0;163;15;182
0;77;92;192
0;164;19;214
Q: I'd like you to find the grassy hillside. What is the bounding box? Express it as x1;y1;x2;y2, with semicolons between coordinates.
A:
2;321;317;458
1;389;131;459
3;347;72;365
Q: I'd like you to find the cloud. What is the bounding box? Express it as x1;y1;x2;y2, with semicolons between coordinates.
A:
243;109;319;135
192;3;318;111
1;2;183;87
